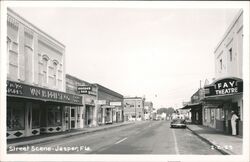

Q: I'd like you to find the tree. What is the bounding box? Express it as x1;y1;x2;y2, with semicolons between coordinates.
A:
157;107;175;116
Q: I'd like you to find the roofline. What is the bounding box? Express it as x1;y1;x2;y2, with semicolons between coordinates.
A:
124;97;144;99
94;83;123;98
204;76;243;87
7;8;65;48
214;9;243;53
66;74;92;85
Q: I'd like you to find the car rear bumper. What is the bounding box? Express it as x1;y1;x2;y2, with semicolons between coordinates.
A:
171;124;186;128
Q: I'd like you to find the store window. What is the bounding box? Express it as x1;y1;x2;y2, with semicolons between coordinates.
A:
216;108;220;120
211;109;215;124
196;112;199;120
204;108;207;121
71;108;75;117
48;106;62;126
7;102;25;131
32;104;40;129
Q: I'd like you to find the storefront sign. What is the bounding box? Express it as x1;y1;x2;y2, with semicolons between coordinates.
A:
7;80;83;105
205;78;243;97
77;85;96;96
110;101;122;106
96;100;106;105
77;86;92;91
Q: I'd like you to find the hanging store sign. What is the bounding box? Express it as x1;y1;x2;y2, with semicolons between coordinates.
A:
204;78;243;97
77;86;92;91
7;80;83;105
77;85;96;96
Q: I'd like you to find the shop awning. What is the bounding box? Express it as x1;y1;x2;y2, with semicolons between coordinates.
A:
7;80;83;106
101;105;115;109
181;102;202;109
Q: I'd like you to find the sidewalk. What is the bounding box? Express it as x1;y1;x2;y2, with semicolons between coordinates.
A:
7;121;135;148
186;124;242;155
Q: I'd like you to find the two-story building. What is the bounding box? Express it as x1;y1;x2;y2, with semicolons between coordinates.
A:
65;74;98;129
6;9;82;139
124;97;145;121
203;10;243;136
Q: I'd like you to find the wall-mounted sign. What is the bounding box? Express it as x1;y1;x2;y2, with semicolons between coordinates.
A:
96;100;106;105
205;78;243;97
77;86;92;91
77;85;96;96
7;80;83;105
110;101;122;106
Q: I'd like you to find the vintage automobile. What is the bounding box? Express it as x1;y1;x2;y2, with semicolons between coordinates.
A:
170;118;186;128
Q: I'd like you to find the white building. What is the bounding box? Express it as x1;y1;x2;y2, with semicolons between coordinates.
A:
203;10;243;136
6;8;82;139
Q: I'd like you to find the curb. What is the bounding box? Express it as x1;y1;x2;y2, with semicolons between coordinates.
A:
7;122;134;148
186;126;230;155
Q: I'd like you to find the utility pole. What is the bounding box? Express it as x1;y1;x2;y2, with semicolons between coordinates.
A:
135;99;137;121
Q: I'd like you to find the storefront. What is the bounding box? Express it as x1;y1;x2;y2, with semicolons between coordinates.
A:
182;103;202;125
7;80;83;139
95;84;124;125
203;77;243;136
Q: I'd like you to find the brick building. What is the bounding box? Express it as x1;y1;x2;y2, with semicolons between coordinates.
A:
66;74;98;129
124;97;145;121
94;84;124;125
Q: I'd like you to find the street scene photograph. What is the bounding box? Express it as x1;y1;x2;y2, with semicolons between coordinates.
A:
1;1;249;162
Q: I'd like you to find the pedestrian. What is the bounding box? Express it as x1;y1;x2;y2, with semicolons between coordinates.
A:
231;111;239;136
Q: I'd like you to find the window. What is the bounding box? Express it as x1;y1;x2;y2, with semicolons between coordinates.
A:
229;48;232;61
71;108;75;117
42;57;48;85
196;112;199;120
24;46;33;83
7;102;25;131
7;37;11;74
204;108;207;121
32;104;40;129
48;106;62;126
53;61;57;87
220;59;222;70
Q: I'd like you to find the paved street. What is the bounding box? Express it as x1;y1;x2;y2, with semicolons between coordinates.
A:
8;121;221;155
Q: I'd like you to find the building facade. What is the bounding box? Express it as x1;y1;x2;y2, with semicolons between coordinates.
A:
124;97;145;121
7;9;82;139
66;74;98;129
144;101;153;120
182;88;204;124
203;10;243;136
95;84;124;125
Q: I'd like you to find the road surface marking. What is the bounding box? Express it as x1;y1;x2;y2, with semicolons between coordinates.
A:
171;129;180;155
115;137;127;144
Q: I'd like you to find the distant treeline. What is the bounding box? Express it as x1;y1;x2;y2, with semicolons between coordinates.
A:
157;107;175;116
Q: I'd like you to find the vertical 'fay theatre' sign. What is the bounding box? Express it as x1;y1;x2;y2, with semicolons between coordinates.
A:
204;78;243;97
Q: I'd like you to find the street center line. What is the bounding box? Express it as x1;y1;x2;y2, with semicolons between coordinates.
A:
115;137;127;144
171;129;180;155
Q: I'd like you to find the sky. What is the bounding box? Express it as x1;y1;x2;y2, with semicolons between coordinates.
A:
11;6;240;109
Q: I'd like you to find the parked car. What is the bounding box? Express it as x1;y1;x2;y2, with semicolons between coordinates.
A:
170;118;186;128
